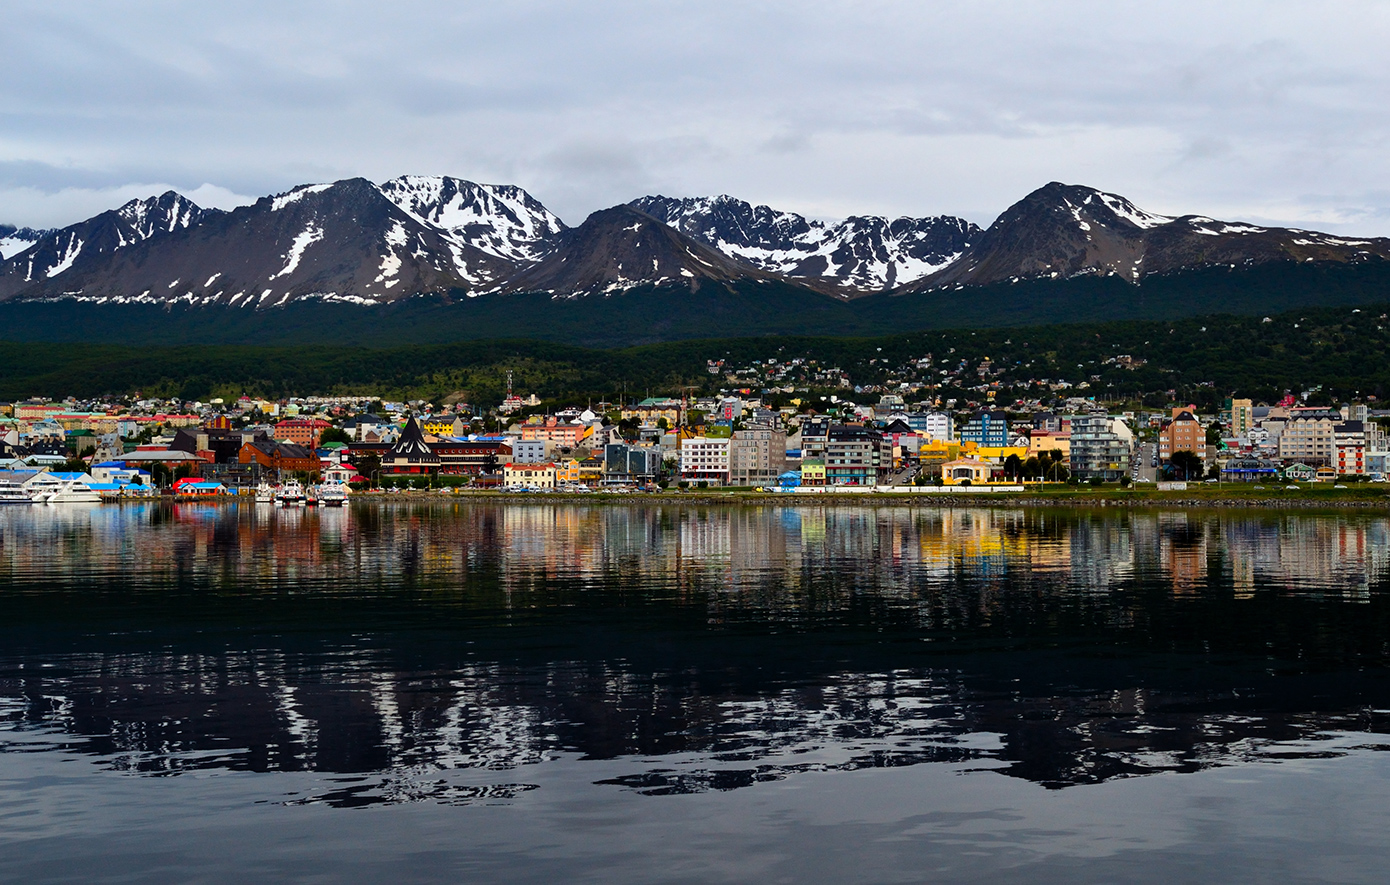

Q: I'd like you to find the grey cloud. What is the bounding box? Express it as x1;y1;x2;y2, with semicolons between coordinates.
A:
3;1;1390;233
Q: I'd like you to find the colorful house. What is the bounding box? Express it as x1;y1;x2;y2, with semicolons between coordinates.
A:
503;462;557;489
941;458;992;486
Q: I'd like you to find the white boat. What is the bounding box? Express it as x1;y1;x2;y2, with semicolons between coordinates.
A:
255;482;276;504
275;479;306;506
23;474;64;504
0;480;36;504
316;482;349;507
46;479;102;504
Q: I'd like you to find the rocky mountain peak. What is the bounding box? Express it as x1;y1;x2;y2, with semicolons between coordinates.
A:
631;193;979;293
377;175;566;263
496;204;774;298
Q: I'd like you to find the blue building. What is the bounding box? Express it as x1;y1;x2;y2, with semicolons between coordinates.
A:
959;410;1010;448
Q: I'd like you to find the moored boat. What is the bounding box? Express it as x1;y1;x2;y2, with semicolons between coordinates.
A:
274;479;306;506
0;480;37;504
316;482;349;507
47;479;102;504
255;482;276;504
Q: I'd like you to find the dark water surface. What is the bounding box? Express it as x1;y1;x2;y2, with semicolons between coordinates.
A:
3;501;1390;883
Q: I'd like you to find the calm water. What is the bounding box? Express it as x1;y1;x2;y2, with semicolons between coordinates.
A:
4;501;1390;883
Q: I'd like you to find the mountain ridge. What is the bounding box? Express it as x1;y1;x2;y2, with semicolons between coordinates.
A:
2;178;1388;310
631;194;979;292
911;181;1390;289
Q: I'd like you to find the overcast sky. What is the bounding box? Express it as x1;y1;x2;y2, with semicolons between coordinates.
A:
4;1;1390;233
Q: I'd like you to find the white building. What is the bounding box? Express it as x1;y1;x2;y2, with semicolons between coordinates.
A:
680;438;731;485
512;439;558;464
905;411;953;443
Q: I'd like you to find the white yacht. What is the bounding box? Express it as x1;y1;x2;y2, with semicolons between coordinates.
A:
0;479;36;504
24;474;65;504
275;479;306;506
255;482;276;504
46;479;102;504
316;482;349;507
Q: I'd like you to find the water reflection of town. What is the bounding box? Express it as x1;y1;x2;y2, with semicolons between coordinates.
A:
6;502;1387;601
3;502;1390;804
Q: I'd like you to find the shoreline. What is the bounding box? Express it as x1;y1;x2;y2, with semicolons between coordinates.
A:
142;487;1390;511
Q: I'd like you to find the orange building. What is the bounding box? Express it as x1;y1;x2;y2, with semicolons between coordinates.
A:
239;439;320;475
519;417;589;448
273;418;333;447
1159;406;1204;464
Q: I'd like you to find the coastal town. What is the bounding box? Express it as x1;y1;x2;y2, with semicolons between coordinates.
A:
2;353;1388;499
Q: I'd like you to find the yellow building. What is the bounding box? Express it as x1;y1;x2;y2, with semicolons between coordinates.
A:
1027;432;1070;459
800;458;826;486
576;457;605;484
1231;398;1254;437
972;445;1029;466
503;462;557;489
620;399;683;427
941;458;992;485
423;415;468;436
917;440;963;465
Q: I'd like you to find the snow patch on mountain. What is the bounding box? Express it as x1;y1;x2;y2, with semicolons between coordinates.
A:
45;235;83;278
1091;192;1172;229
270;184;334;212
271;226;324;279
0;226;49;260
377;175;565;265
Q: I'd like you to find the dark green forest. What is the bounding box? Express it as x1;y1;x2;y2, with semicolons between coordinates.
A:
2;259;1390;348
2;300;1387;408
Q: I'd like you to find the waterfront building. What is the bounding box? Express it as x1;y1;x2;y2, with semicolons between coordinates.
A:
680;437;731;485
940;458;992;486
1159;407;1204;464
379;417;440;475
1334;421;1370;476
824;425;888;486
1277;408;1340;467
1070;415;1134;481
519;417;590;447
503;462;557;489
604;442;662;485
729;428;786;486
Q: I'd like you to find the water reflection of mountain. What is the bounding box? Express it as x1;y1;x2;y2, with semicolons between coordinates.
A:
3;502;1390;804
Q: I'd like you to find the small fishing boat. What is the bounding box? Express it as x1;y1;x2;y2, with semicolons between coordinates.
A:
255;481;276;504
316;482;349;507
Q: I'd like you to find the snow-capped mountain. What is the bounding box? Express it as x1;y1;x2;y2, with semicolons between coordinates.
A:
630;195;980;292
0;176;571;305
0;179;524;305
0;225;52;260
0;192;212;294
4;176;1389;308
377;175;565;264
495;205;776;297
913;182;1390;289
